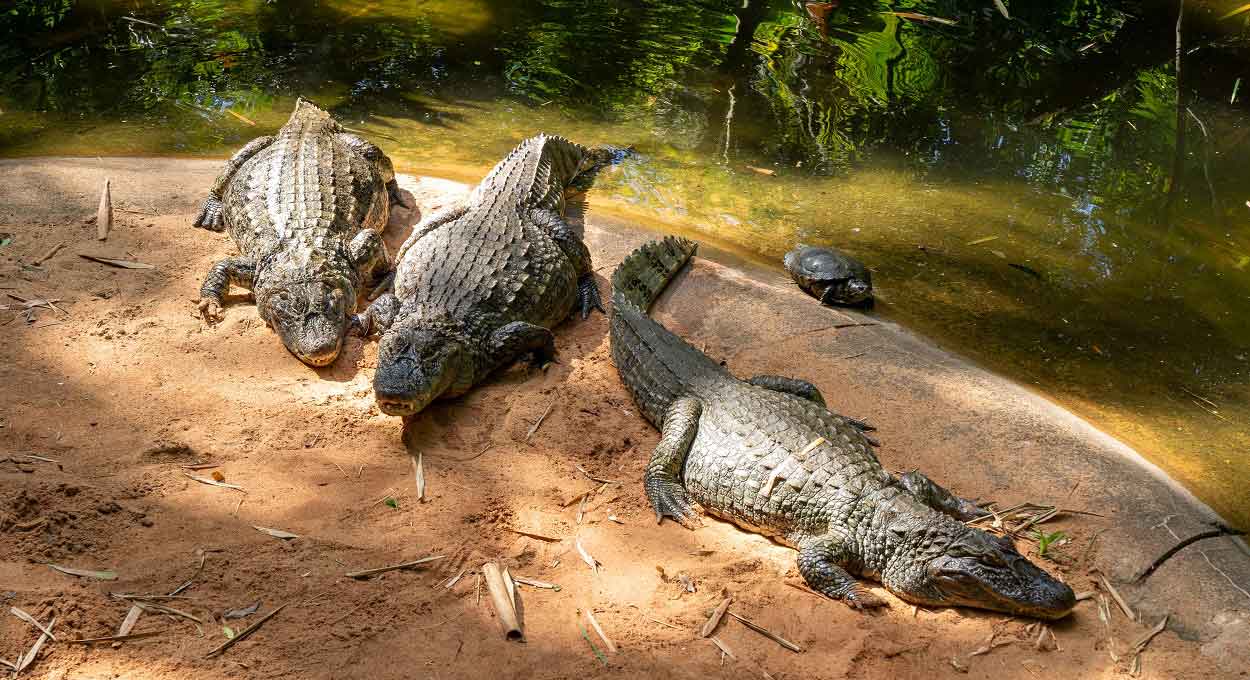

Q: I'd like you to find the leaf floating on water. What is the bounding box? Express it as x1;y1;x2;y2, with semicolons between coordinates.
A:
49;564;117;580
1235;255;1250;270
253;526;299;540
1218;3;1250;20
745;165;776;176
888;11;958;26
966;235;999;246
993;0;1011;20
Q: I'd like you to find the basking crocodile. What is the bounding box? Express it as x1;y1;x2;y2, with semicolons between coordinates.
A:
609;237;1075;619
355;134;613;416
192;97;399;367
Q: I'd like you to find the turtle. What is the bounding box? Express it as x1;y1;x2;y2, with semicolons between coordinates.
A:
783;245;873;306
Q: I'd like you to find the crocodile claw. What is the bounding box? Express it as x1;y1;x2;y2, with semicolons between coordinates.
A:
197;298;223;324
645;478;701;529
579;275;604;319
845;588;889;610
193;197;226;231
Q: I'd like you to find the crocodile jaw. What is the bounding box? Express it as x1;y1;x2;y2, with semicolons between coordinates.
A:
373;326;462;416
886;526;1076;620
259;279;352;367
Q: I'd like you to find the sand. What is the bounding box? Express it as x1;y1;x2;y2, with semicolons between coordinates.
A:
0;157;1247;679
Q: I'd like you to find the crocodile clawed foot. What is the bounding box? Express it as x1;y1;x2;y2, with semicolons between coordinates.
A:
578;275;604;320
196;298;224;324
646;478;701;530
192;197;226;231
844;588;889;610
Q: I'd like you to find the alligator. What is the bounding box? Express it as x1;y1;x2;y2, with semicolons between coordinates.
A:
192;97;399;367
355;134;613;416
609;237;1075;619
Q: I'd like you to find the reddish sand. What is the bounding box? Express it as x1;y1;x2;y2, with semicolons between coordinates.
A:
1;158;1246;679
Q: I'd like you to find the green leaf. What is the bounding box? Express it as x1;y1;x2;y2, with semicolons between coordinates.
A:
384;497;398;509
223;626;235;639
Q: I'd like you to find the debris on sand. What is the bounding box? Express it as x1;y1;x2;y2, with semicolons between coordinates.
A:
204;603;288;658
345;554;446;579
700;596;732;637
49;564;117;580
78;254;154;269
97;178;112;241
583;608;617;653
482;561;523;640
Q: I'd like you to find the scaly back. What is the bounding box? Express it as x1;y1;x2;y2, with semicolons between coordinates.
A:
466;134;589;216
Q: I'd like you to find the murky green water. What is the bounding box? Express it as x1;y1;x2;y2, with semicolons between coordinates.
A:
3;0;1249;526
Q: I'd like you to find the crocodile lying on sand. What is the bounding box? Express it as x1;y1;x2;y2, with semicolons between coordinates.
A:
355;134;614;416
609;237;1075;619
192;97;399;367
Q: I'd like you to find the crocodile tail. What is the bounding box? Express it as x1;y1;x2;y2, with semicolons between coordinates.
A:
610;236;697;312
610;237;711;428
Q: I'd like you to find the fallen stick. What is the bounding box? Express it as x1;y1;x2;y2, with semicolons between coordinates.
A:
512;575;561;591
412;450;425;501
345;554;446;579
1131;614;1169;654
584;608;617;654
32;241;66;266
9;607;57;640
701;596;732;637
184;472;246;492
67;629;170;644
525;395;557;442
1133;524;1245;583
77;254;155;269
132;600;204;624
15;615;55;674
204;603;287;657
1099;575;1138;622
725;611;803;652
97;178;112;241
506;527;563;542
708;635;736;660
482;562;523;641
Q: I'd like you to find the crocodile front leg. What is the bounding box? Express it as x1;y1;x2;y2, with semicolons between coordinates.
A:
898;470;989;521
529;208;602;319
193;135;275;231
198;256;256;322
644;397;703;528
488;321;556;370
348;229;391;289
797;535;888;609
350;292;400;337
748;375;826;406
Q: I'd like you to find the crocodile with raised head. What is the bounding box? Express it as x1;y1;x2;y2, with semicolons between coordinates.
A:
192;97;400;367
355;134;613;416
609;237;1075;619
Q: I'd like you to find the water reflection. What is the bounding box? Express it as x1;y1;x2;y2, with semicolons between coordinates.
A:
1;0;1248;525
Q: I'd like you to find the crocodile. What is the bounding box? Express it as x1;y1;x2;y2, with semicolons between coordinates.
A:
609;237;1075;619
192;97;400;367
355;134;614;416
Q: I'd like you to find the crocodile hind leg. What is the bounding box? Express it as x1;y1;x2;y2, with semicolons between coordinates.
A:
797;536;888;609
898;471;988;521
350;292;400;337
488;321;557;369
529;208;603;319
348;229;391;289
644;397;703;529
748;375;826;406
336;132;411;208
198;256;256;322
193;135;275;231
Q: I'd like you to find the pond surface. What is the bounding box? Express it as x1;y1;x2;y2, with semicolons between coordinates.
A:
3;0;1248;526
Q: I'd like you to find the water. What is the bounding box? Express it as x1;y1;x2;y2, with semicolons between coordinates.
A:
3;0;1248;526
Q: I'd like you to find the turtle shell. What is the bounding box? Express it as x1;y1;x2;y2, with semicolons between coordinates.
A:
786;246;868;282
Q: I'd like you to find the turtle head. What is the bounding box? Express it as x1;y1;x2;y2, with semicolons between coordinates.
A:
373;320;467;417
257;277;354;367
819;274;873;306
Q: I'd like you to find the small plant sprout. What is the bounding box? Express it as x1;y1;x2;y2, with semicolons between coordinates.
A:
1034;529;1067;558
